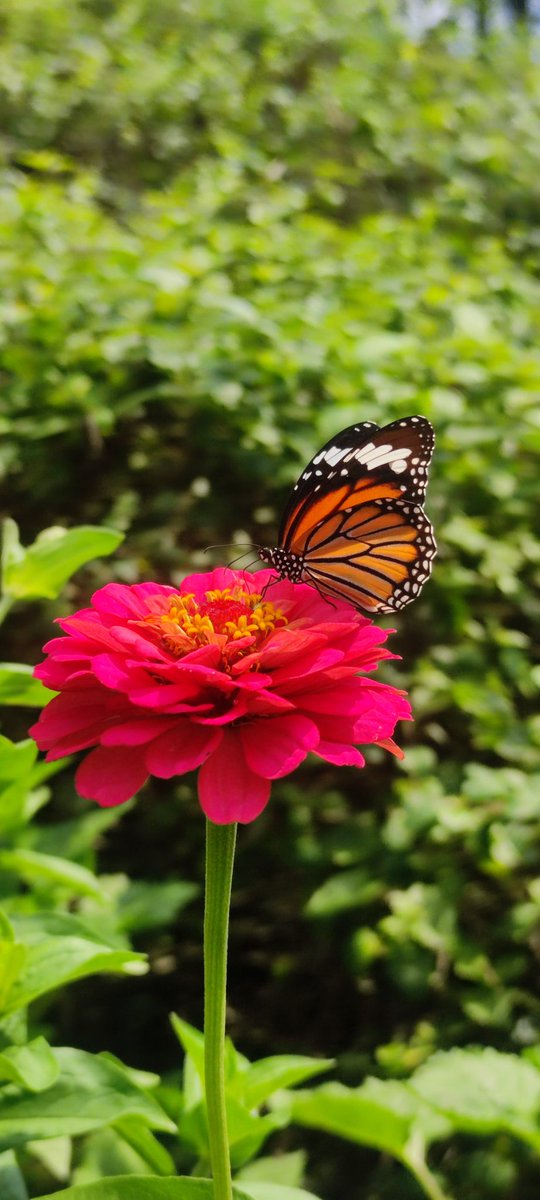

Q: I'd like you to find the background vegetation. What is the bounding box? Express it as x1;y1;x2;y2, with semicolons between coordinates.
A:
1;1;540;1197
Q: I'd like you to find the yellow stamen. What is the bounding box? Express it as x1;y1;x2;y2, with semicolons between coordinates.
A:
143;586;288;666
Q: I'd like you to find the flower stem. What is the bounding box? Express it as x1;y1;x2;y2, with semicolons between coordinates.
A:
204;818;237;1200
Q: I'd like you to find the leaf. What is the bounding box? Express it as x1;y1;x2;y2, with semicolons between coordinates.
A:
0;1150;29;1200
0;665;54;708
0;1038;59;1092
0;738;37;784
38;1181;323;1200
286;1078;449;1159
411;1048;540;1150
170;1016;206;1087
39;1178;215;1199
26;1136;71;1181
0;849;106;901
0;1048;175;1152
114;1116;176;1175
71;1127;156;1185
230;1056;333;1110
0;943;27;1012
305;868;383;917
237;1150;306;1187
236;1187;323;1200
117;880;198;934
1;522;124;601
3;914;146;1013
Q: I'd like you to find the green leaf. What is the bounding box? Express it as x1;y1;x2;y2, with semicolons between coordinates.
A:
117;880;198;934
237;1150;306;1187
0;1150;29;1200
170;1016;206;1087
114;1116;176;1175
230;1056;333;1110
38;1181;323;1200
0;1038;59;1092
0;1048;175;1151
305;868;383;917
71;1127;156;1186
1;522;124;601
39;1178;215;1199
0;739;37;785
0;849;106;900
0;665;54;708
286;1078;450;1159
3;914;146;1013
237;1187;323;1200
0;943;27;1012
26;1136;71;1181
0;522;25;595
411;1048;540;1150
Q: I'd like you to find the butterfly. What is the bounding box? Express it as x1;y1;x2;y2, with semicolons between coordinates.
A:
258;415;436;614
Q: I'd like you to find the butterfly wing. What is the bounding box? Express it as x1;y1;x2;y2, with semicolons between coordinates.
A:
300;493;436;613
273;416;436;614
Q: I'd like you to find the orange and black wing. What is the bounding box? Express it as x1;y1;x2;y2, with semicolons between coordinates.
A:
276;416;436;614
299;490;436;613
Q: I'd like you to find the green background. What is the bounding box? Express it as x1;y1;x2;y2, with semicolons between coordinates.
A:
1;1;540;1196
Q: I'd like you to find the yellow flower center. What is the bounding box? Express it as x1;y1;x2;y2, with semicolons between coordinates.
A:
144;586;288;665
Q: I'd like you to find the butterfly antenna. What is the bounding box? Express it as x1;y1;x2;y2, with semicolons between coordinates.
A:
225;551;257;569
203;542;261;555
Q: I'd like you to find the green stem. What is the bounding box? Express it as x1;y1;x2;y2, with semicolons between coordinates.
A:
204;819;237;1200
405;1147;453;1200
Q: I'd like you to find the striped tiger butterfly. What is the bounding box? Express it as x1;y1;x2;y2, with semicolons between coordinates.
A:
258;415;436;614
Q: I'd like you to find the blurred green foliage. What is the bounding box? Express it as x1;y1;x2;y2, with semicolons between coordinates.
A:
1;1;540;1197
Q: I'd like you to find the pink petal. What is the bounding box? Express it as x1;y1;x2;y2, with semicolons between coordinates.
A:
54;619;122;650
255;629;326;670
270;647;345;690
242;690;295;715
100;717;178;746
145;722;221;777
198;731;271;824
315;742;366;767
296;679;376;716
76;745;149;806
91;582;175;620
30;690;124;749
241;714;319;779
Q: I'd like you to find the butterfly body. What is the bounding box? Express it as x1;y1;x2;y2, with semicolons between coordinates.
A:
259;416;436;614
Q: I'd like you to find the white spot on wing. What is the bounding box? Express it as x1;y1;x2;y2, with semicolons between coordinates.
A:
313;445;352;467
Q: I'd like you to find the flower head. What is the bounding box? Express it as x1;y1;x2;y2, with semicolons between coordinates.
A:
30;568;411;824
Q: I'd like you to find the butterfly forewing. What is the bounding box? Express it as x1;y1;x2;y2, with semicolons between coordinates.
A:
278;420;380;546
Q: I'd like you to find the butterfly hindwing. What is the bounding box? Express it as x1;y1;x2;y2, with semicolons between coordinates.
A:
300;493;436;614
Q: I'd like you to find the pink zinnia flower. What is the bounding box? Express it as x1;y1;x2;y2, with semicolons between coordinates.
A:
30;568;411;824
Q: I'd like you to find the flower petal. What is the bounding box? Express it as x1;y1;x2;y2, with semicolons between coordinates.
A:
145;722;221;777
198;730;271;824
315;741;366;767
75;746;149;806
100;717;178;746
241;714;319;779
